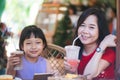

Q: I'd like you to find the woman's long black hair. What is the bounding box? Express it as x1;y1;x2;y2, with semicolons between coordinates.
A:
74;7;110;59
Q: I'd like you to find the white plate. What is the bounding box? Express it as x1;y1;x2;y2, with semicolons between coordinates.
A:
14;77;22;80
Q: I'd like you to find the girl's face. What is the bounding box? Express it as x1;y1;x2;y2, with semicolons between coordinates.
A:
22;33;44;59
78;15;99;45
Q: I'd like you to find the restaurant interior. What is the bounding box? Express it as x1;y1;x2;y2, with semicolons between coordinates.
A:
0;0;120;80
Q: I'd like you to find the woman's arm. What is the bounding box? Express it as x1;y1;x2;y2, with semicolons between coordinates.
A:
83;34;116;79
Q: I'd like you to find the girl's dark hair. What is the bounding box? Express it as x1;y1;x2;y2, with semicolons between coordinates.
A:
74;7;110;59
19;25;47;50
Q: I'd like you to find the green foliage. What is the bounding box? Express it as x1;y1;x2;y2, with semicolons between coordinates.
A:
2;0;44;34
98;0;116;8
53;11;74;47
5;0;31;25
0;0;6;19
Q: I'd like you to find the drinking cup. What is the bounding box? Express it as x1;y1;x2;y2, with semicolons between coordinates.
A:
65;45;80;60
13;50;23;70
65;45;80;72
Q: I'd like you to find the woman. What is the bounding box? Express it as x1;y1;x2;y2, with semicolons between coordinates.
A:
65;8;116;80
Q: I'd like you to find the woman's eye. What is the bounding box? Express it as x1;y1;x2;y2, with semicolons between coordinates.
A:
89;26;95;29
90;26;94;29
80;24;85;27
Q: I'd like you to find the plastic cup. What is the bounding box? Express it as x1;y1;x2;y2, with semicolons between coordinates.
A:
65;45;80;60
65;45;80;72
13;50;24;70
67;59;79;68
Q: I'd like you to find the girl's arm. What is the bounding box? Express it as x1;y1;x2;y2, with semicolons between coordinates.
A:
83;34;116;80
6;53;19;77
46;59;52;73
6;62;16;77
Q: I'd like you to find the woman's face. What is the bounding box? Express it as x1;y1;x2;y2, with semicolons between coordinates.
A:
78;15;99;45
22;33;44;59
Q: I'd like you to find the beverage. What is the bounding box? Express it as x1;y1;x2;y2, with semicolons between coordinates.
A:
65;45;80;73
13;51;23;70
67;59;79;72
65;45;80;60
67;59;79;68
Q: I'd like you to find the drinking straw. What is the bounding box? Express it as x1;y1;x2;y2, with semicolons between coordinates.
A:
72;35;81;46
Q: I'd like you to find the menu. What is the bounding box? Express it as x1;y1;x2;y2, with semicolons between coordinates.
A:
33;73;53;80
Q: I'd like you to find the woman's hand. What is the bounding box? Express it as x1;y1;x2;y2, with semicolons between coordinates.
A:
64;57;80;74
64;57;72;71
99;34;116;50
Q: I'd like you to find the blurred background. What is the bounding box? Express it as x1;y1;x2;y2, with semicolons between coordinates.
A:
0;0;116;56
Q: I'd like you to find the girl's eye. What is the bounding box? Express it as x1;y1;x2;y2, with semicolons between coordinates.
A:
36;42;41;44
26;42;31;44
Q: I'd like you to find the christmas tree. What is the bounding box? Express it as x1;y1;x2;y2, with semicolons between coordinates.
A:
53;10;74;47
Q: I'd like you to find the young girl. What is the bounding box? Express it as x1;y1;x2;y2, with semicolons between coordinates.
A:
6;25;52;80
64;8;116;80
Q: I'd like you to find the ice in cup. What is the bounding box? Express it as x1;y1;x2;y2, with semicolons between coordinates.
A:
65;45;80;60
13;50;24;70
65;45;80;72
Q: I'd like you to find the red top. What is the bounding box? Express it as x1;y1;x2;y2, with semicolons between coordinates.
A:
77;48;115;79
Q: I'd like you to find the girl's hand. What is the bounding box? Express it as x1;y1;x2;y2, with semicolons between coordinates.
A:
7;53;21;69
99;34;116;50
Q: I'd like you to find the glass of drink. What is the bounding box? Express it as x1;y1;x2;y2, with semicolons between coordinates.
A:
13;50;24;70
65;45;80;72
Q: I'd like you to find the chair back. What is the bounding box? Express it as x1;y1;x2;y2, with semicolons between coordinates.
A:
42;43;66;76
